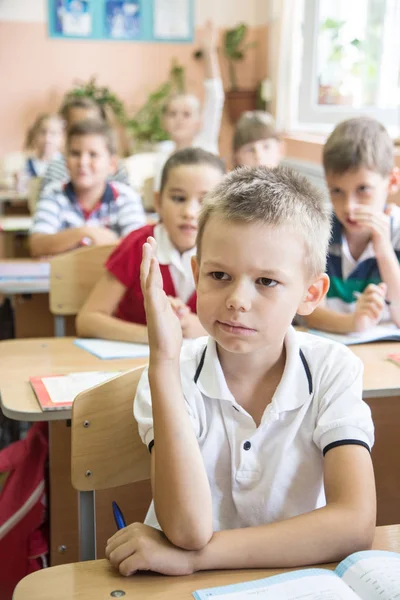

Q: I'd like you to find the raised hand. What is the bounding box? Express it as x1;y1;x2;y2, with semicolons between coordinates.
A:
140;237;183;363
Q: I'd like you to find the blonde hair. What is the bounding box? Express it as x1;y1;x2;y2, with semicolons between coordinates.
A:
233;111;279;152
24;113;63;150
197;166;332;278
323;117;394;177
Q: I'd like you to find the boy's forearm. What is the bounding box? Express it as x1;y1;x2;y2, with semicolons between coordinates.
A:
375;247;400;326
29;229;85;257
149;363;213;550
75;311;148;344
192;505;374;572
303;307;354;333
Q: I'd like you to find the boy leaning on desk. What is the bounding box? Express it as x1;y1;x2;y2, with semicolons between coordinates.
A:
106;166;376;576
304;117;400;334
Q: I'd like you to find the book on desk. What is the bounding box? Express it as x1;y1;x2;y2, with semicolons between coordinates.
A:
193;549;400;599
309;323;400;346
30;371;124;411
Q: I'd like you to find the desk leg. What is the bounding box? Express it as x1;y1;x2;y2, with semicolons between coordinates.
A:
49;421;79;565
365;395;400;526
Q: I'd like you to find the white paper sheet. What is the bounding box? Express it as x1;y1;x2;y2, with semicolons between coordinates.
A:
309;323;400;346
74;338;150;360
41;371;121;404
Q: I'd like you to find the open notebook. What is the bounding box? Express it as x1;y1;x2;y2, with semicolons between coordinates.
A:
193;550;400;600
30;371;124;411
308;323;400;346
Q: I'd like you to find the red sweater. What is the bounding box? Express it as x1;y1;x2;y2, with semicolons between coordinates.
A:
106;224;197;325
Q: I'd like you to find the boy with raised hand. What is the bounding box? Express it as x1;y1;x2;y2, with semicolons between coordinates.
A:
106;167;375;576
304;117;400;334
153;20;224;192
30;119;145;257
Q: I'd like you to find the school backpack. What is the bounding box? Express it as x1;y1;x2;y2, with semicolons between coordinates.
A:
0;421;49;599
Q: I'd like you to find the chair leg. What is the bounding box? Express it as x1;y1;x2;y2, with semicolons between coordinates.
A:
78;490;97;561
54;315;66;337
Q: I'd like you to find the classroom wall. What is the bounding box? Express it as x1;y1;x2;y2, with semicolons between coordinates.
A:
0;0;269;162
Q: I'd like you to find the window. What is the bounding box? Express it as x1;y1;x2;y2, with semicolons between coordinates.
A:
296;0;400;133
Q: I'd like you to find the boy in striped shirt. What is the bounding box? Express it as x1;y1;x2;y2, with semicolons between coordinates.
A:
305;117;400;334
29;119;145;257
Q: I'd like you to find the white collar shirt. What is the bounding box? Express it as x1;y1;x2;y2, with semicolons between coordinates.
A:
154;223;196;303
134;327;374;531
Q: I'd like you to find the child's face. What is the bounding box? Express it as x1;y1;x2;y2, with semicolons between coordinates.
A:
156;164;223;254
193;217;326;357
326;167;396;234
163;97;201;145
235;138;281;168
36;118;64;159
67;134;116;192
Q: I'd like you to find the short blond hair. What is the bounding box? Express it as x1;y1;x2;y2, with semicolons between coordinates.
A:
197;166;332;278
233;111;279;152
323;117;394;177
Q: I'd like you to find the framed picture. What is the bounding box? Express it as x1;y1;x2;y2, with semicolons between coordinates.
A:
104;1;141;39
53;0;93;38
48;0;193;42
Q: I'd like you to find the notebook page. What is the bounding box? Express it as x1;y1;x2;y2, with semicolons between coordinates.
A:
42;371;120;404
74;338;150;359
308;323;400;346
337;551;400;599
193;570;359;600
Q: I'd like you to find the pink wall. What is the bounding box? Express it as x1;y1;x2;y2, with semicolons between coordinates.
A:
0;22;267;162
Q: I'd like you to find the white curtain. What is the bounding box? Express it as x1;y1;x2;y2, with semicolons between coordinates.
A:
268;0;303;132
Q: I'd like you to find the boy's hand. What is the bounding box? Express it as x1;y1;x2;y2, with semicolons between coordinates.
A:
168;296;190;319
199;19;218;54
351;283;387;332
141;237;183;363
181;312;207;338
83;226;118;246
352;206;392;254
106;522;195;577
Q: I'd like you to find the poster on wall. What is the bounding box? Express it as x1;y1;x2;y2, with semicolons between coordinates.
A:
48;0;193;42
104;1;141;39
153;0;191;40
54;0;93;37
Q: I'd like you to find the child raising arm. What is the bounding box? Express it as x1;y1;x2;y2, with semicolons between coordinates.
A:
106;167;376;576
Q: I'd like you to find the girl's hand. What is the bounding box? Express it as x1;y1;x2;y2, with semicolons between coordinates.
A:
199;19;218;54
106;522;195;577
140;237;183;363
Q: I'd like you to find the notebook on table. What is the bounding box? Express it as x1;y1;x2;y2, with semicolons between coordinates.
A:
308;323;400;346
74;338;150;359
193;550;400;600
30;371;124;411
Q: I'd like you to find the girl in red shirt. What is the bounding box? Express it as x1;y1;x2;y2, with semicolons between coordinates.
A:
76;147;225;343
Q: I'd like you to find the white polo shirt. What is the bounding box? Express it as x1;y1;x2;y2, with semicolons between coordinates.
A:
134;327;374;531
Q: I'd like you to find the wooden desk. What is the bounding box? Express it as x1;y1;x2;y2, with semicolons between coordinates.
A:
0;338;150;566
13;525;400;600
351;342;400;526
2;338;400;563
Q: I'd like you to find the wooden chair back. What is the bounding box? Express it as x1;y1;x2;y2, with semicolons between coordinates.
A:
49;244;116;317
71;366;150;492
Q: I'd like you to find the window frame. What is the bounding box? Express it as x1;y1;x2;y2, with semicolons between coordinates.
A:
295;0;399;134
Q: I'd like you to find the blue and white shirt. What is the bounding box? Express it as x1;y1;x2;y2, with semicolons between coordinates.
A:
30;181;146;238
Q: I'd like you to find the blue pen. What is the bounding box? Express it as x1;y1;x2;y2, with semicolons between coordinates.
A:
112;501;126;530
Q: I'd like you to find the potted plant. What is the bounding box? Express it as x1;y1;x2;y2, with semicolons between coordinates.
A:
223;23;258;122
